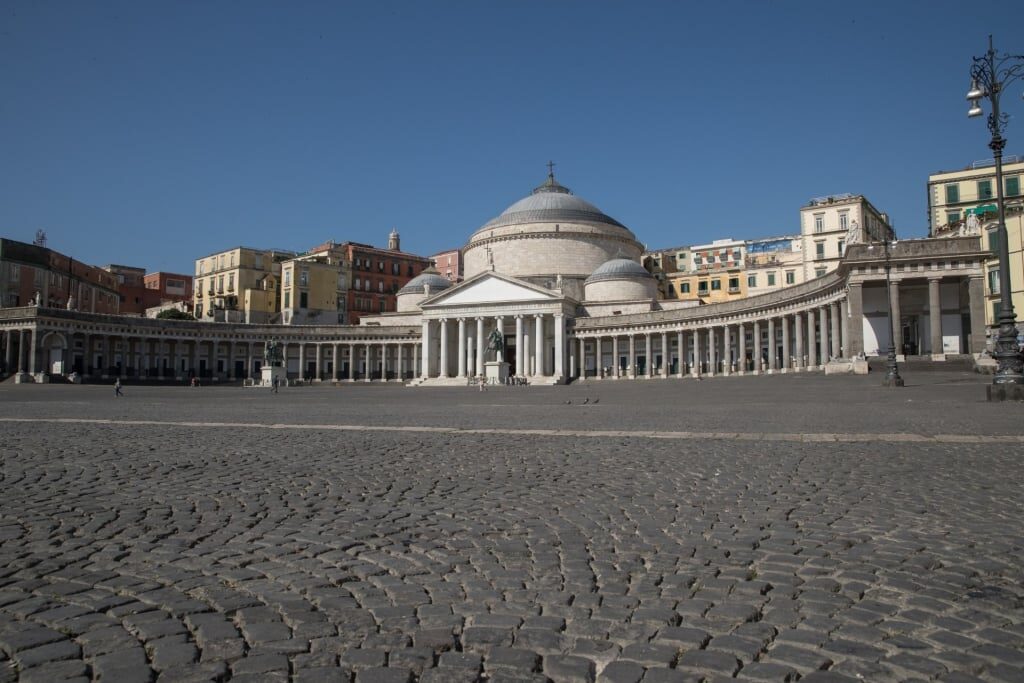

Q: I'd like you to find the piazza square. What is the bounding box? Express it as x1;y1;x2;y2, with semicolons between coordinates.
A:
1;371;1023;683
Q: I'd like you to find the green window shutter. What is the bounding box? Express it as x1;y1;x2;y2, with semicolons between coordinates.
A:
1006;176;1020;197
945;184;959;203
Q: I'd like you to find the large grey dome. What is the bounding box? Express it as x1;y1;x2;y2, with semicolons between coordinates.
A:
477;174;627;231
585;258;653;283
398;269;452;295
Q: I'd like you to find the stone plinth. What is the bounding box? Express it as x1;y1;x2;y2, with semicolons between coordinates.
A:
485;361;510;384
987;383;1024;402
260;365;287;388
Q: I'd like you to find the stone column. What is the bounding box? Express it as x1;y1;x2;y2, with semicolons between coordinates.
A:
439;318;449;378
806;309;817;368
314;343;322;381
477;317;486;377
753;321;761;374
782;315;791;371
349;343;356;380
496;316;505;363
579;337;586;379
192;338;200;379
534;315;544;377
928;277;943;360
846;283;864;357
457;318;467;378
380;342;387;380
840;299;849;359
361;343;370;382
612;336;619;378
420;320;431;378
554;314;564;380
707;327;715;376
768;318;777;372
298;343;306;381
737;323;746;374
468;335;476;376
795;312;804;369
819;306;830;365
722;325;731;376
627;335;636;379
968;276;986;353
16;329;25;373
247;342;255;379
397;343;404;380
413;343;419;379
691;328;701;377
830;302;841;360
660;332;669;378
515;316;524;378
890;281;903;359
28;329;37;375
332;343;339;380
676;330;684;377
645;333;652;378
4;330;13;374
119;336;128;378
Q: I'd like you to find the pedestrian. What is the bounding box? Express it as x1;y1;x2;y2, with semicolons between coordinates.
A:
272;377;279;393
114;379;123;397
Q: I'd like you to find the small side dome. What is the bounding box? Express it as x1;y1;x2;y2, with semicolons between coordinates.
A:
396;267;452;312
585;258;654;284
398;267;452;295
584;258;656;303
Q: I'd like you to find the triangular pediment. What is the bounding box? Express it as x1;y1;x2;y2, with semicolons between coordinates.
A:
423;272;559;307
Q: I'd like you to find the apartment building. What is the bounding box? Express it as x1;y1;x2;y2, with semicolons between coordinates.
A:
0;238;119;313
745;236;804;297
193;246;295;323
800;194;893;280
431;248;463;283
927;157;1024;326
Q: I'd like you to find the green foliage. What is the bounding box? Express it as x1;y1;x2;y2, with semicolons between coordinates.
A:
156;308;195;321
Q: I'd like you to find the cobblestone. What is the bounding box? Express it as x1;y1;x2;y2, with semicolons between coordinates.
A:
0;377;1022;681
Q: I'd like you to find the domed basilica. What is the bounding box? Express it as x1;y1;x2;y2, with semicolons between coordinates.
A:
375;170;691;384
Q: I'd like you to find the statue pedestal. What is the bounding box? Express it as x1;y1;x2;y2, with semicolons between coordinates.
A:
261;365;287;388
485;361;510;384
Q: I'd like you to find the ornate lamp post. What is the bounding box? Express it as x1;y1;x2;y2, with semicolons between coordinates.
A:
966;36;1024;397
881;236;904;387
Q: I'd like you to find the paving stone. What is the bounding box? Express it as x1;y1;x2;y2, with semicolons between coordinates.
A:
597;660;645;683
676;649;741;675
545;653;596;683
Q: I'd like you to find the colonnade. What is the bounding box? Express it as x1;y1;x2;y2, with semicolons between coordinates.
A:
421;312;565;380
575;300;849;379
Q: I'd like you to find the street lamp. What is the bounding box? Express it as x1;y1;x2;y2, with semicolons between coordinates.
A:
877;237;904;387
966;35;1024;397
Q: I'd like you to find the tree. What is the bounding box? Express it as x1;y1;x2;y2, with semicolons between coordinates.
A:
156;309;195;321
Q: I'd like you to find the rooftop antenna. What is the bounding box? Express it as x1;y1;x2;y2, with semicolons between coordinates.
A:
33;229;47;248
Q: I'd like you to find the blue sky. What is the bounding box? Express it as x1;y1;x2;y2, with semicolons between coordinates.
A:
2;1;1023;274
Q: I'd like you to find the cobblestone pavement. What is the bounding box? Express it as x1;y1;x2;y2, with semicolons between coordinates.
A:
0;374;1022;682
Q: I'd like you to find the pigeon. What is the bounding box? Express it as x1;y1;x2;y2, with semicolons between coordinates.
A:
593;398;599;404
564;400;572;404
582;397;589;404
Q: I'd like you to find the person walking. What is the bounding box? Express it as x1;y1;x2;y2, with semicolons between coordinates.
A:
272;376;279;393
114;379;123;397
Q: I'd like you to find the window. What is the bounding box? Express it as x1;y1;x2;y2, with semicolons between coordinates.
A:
988;230;999;254
814;214;824;233
227;274;234;292
838;239;845;255
681;282;691;294
284;292;291;308
217;275;224;293
698;281;708;294
379;300;386;313
9;263;19;282
255;254;264;270
378;281;384;293
815;267;827;278
195;304;203;318
728;277;739;292
945;184;959;203
196;278;203;295
767;273;776;286
815;242;825;259
33;268;43;287
988;269;1000;295
839;212;849;230
300;292;308;308
785;271;795;285
407;265;415;276
229;253;235;267
378;261;385;272
978;179;993;199
946;210;961;225
711;279;722;291
747;274;757;288
732;250;741;262
284;271;291;286
392;262;399;275
299;270;308;286
706;254;715;264
1007;176;1021;197
354;278;361;291
667;283;675;296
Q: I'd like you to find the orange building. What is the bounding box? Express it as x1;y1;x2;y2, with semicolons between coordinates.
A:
1;238;120;313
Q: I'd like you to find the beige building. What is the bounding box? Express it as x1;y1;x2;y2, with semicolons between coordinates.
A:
800;194;893;281
746;236;803;297
927;157;1024;327
193;247;295;323
280;255;349;325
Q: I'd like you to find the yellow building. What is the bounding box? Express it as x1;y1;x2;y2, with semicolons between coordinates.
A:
280;255;348;325
745;236;804;297
193;247;295;323
928;157;1024;328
